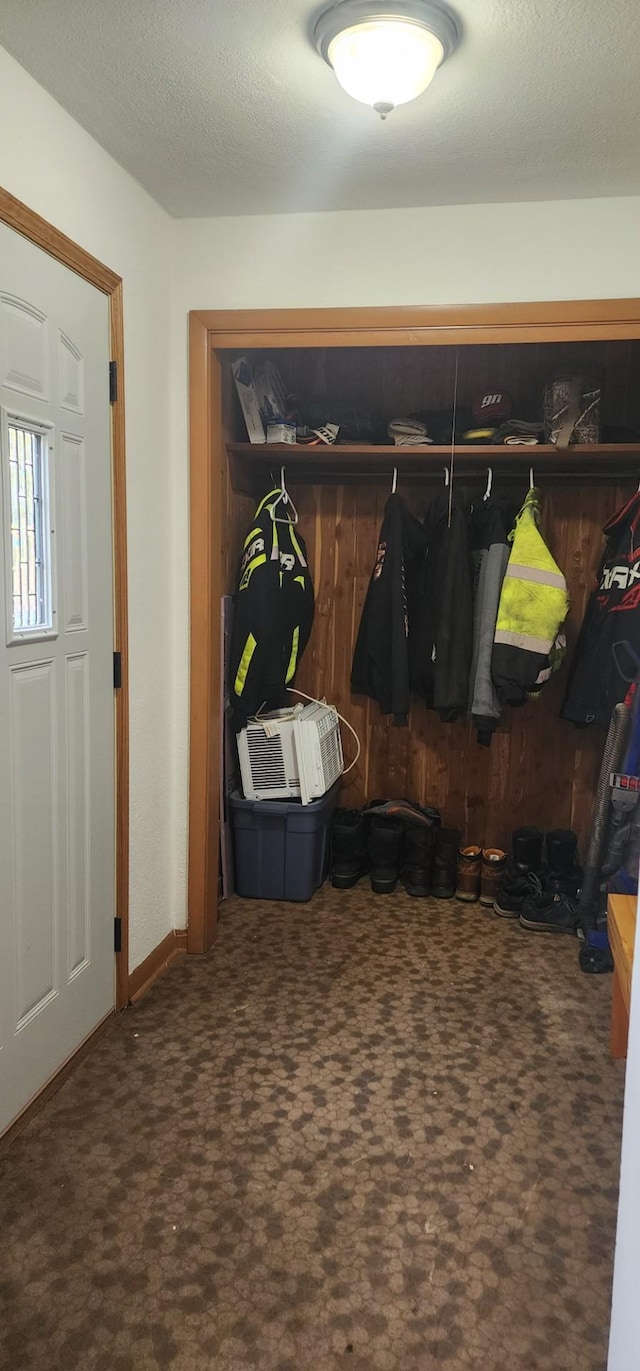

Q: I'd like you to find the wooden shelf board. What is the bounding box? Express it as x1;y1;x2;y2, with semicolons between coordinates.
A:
227;441;640;488
228;442;640;460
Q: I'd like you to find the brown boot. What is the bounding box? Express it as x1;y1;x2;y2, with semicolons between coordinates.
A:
455;845;482;902
480;847;507;906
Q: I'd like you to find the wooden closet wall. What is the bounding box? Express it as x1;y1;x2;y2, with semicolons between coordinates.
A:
289;479;629;848
221;338;639;851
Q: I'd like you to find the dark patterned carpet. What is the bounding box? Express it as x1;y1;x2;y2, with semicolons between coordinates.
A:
0;886;624;1370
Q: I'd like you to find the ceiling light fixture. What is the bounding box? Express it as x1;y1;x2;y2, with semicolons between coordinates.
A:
314;0;460;119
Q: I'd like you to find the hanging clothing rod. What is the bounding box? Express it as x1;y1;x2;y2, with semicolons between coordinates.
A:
267;470;636;483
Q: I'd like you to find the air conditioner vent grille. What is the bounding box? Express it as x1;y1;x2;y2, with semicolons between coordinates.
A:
245;732;287;789
319;728;342;785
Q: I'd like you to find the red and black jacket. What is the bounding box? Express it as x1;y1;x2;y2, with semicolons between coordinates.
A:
562;491;640;725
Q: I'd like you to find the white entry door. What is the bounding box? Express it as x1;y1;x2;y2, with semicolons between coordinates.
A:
0;222;115;1134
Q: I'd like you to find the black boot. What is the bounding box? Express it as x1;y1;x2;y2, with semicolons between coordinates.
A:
432;828;461;899
331;809;370;889
545;829;578;875
493;826;544;917
402;825;436;897
369;817;404;894
512;826;543;874
545;829;582;896
366;798;440;828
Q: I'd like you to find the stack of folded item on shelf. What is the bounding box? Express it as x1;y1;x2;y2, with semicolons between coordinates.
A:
335;410;389;444
492;419;544;446
459;391;513;444
388;416;433;446
293;424;341;445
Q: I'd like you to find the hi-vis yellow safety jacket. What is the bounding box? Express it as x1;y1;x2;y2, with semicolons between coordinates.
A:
491;487;569;706
229;489;314;725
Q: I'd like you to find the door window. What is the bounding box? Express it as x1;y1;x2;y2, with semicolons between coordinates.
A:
2;410;55;641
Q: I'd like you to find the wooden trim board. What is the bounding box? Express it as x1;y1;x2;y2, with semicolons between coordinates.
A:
0;188;130;1009
188;316;222;953
194;301;640;349
0;188;120;295
128;930;188;1003
188;300;640;956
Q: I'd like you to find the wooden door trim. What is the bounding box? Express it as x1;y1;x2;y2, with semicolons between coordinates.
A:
187;299;640;954
194;301;640;348
0;188;130;1010
188;313;215;952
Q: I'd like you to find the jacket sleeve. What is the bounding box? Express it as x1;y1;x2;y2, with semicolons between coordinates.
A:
279;522;315;689
351;500;410;723
560;551;605;723
434;508;473;722
470;538;509;741
229;514;283;724
388;506;411;724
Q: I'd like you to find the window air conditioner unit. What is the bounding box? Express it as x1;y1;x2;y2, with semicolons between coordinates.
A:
237;702;343;804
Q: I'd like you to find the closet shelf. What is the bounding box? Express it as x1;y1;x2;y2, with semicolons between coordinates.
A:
227;441;640;487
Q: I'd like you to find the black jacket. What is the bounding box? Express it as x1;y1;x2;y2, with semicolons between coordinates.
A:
562;491;640;725
351;493;428;725
229;489;314;725
410;492;473;722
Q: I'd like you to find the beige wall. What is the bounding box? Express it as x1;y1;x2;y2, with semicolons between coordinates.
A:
0;44;178;972
169;196;640;911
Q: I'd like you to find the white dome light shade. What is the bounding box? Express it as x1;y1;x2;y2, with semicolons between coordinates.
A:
314;1;460;118
327;19;444;111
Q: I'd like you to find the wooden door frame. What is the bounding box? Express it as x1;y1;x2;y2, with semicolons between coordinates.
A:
0;188;130;1011
188;299;640;953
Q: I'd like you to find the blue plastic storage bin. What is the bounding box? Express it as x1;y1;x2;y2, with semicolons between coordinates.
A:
230;782;340;901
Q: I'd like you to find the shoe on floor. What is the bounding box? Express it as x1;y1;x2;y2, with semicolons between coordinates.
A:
331;808;370;889
493;870;542;919
366;798;440;828
545;829;582;897
512;826;544;874
545;828;578;874
432;827;461;899
479;847;507;906
369;815;404;894
455;845;482;902
519;891;580;935
402;824;436;897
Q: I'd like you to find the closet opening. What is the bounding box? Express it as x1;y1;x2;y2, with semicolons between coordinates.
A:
189;312;640;950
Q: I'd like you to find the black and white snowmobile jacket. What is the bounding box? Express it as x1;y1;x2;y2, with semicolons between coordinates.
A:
229;489;314;726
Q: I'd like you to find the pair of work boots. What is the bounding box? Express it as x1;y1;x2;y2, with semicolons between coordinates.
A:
494;826;582;934
331;801;459;898
455;846;507;906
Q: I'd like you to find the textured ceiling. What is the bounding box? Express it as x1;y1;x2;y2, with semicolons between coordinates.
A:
1;0;639;217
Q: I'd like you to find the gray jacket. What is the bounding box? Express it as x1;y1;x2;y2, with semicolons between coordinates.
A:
469;503;513;745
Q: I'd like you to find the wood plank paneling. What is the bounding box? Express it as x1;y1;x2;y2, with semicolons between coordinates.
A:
290;477;633;853
225;340;640;444
221;337;639;854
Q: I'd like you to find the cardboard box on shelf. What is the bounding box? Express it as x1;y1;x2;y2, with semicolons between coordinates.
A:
232;357;266;444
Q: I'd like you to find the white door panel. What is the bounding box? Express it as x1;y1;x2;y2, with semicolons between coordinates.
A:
0;223;115;1133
